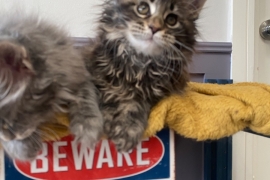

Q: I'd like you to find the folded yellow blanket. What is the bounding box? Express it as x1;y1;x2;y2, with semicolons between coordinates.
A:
40;82;270;141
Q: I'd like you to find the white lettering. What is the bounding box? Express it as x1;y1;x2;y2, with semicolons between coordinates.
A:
53;141;68;172
97;140;113;168
30;138;153;173
117;151;133;167
137;138;150;165
71;141;95;170
31;143;48;173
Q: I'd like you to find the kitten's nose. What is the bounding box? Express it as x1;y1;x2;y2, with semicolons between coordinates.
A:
149;25;161;34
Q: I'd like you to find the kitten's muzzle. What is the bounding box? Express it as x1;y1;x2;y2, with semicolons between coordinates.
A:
148;16;162;34
149;25;161;34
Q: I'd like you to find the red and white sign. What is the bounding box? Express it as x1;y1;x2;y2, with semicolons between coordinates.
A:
13;135;165;180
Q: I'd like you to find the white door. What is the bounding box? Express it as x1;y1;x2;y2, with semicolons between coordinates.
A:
232;0;270;180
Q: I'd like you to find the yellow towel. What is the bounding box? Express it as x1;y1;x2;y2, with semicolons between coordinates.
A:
40;82;270;141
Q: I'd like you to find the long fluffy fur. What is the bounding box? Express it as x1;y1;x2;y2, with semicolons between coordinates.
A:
0;13;103;161
84;0;206;151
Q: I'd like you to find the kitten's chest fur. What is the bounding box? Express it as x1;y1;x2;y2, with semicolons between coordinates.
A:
89;40;186;105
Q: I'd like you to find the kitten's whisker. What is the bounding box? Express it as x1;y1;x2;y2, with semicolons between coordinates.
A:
164;48;174;73
37;126;61;140
28;132;42;149
35;130;56;140
174;40;194;53
151;40;176;73
153;46;179;74
169;45;183;60
169;43;189;69
170;45;185;62
169;45;182;76
166;44;185;80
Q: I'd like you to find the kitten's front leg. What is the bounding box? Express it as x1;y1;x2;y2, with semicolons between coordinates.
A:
104;101;150;152
69;81;103;149
1;133;42;161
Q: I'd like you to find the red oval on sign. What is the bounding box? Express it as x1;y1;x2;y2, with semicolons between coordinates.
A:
14;135;164;180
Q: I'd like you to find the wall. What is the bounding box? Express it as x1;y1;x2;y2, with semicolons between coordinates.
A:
0;0;102;38
0;0;232;42
197;0;232;42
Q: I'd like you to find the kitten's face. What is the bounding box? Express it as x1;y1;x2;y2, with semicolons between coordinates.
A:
0;41;34;108
102;0;206;56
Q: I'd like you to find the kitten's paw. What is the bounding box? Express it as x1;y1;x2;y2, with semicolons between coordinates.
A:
0;121;15;141
0;119;35;141
0;128;15;141
2;134;42;161
104;120;145;152
70;117;103;149
0;118;36;141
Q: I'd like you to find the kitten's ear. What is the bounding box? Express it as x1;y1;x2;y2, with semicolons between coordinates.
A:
0;41;34;73
189;0;207;20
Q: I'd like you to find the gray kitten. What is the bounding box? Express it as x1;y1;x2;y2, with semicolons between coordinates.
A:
0;14;103;161
84;0;206;152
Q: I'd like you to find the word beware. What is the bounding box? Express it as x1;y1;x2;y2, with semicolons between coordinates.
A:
14;135;164;180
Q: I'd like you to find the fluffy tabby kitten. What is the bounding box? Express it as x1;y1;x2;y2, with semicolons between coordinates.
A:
84;0;206;151
0;14;103;161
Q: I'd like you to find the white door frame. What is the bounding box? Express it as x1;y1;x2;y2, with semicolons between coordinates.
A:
232;0;257;180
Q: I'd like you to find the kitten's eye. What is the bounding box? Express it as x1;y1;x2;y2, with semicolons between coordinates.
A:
165;14;178;27
137;2;150;15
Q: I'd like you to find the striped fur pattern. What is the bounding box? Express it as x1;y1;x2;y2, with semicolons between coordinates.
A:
84;0;206;151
